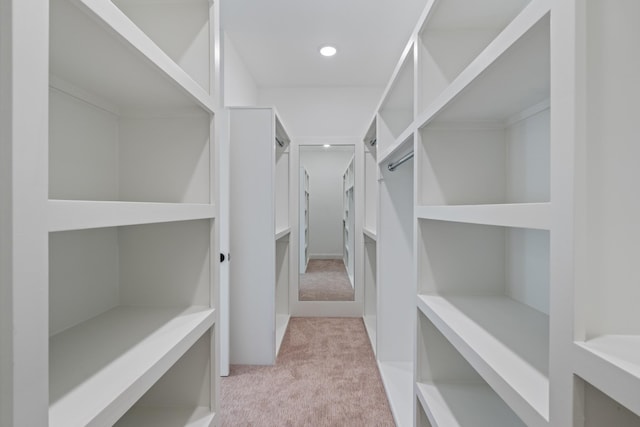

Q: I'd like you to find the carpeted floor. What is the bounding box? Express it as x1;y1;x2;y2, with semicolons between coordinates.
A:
299;259;355;301
221;317;395;427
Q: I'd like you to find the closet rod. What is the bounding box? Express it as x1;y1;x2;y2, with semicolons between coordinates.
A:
387;151;414;171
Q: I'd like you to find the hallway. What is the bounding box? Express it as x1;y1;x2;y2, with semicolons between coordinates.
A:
221;318;394;426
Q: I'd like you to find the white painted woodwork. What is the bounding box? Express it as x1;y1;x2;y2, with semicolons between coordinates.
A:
416;203;550;230
48;200;216;232
361;119;379;353
364;145;378;233
378;362;414;427
49;0;214;112
49;88;212;203
378;43;415;154
579;380;640;427
1;0;50;424
559;0;640;423
229;107;291;365
418;106;550;206
416;313;526;427
574;339;640;418
111;0;213;93
116;331;215;427
1;0;220;424
116;407;215;427
49;307;214;427
418;295;549;426
376;134;415;426
363;235;377;355
417;0;531;114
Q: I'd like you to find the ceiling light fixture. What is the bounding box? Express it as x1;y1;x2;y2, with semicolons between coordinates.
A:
319;46;337;57
323;144;331;148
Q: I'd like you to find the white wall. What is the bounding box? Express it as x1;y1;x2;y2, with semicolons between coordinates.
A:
223;34;258;106
259;86;382;137
300;148;354;259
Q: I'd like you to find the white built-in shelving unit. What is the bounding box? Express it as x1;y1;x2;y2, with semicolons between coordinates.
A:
362;119;378;353
363;0;640;426
360;18;418;427
415;0;551;425
229;107;291;365
3;0;221;425
299;167;310;274
343;156;356;287
560;0;640;425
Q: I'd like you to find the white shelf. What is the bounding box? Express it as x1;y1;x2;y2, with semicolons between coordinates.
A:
417;0;550;126
275;227;291;241
49;306;215;427
416;203;550;230
275;314;291;357
50;0;214;112
416;382;526;427
417;295;549;426
363;227;377;241
48;200;215;232
574;337;640;417
116;406;215;427
378;361;413;427
378;126;415;166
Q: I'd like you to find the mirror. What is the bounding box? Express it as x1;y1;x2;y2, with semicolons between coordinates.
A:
298;145;355;301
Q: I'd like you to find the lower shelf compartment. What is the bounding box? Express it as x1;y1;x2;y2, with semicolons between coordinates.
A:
574;336;640;417
115;406;215;427
417;294;549;426
416;382;525;427
49;306;215;427
378;361;413;427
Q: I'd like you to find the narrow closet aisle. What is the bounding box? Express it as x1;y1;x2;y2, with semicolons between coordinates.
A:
221;318;393;426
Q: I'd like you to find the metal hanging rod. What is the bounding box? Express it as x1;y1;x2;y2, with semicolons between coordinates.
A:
387;151;414;171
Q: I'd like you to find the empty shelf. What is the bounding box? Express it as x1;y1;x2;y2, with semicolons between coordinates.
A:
417;295;549;426
574;336;640;417
378;361;413;427
115;406;215;427
49;306;215;427
416;203;550;230
416;382;526;426
48;200;215;231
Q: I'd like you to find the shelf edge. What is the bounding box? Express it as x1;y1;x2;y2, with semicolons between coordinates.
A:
48;200;216;232
416;295;549;427
574;340;640;417
415;203;551;230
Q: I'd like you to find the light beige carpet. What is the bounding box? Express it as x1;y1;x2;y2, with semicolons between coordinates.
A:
299;259;354;301
221;317;395;426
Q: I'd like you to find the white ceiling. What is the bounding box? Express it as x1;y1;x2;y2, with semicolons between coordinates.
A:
221;0;428;88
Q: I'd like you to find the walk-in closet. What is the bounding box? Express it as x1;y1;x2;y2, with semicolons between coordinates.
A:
2;0;639;426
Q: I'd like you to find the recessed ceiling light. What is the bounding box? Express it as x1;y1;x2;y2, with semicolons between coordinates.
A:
323;144;331;148
319;46;337;57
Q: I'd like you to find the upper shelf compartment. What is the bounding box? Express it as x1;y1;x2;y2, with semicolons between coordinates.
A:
50;0;214;112
111;0;214;95
419;0;549;125
377;43;415;155
417;0;532;115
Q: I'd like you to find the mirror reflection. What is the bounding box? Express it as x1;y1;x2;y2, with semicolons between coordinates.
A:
299;145;355;301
